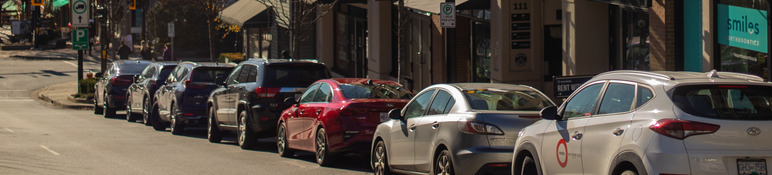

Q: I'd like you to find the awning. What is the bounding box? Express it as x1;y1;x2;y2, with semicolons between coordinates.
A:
589;0;650;10
457;0;489;11
2;0;17;11
399;0;469;14
221;0;271;28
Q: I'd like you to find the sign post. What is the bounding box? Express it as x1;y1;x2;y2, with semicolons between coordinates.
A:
440;2;456;28
72;0;90;93
71;0;89;28
168;22;175;60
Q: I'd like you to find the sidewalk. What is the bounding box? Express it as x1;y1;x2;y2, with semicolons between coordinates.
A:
35;81;93;110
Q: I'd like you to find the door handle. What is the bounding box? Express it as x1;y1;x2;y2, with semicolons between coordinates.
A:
572;131;583;140
316;109;321;114
612;128;625;136
431;121;439;129
409;124;416;131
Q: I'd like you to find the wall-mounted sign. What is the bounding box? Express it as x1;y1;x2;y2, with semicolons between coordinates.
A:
717;4;768;53
554;75;594;98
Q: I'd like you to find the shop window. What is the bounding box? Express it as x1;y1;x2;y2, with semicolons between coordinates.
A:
621;8;650;71
716;0;769;79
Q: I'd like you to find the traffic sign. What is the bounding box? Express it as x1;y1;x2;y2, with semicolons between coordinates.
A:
72;29;89;50
71;0;89;28
168;22;175;37
440;2;456;28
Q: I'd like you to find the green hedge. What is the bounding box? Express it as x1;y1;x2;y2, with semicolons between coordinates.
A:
218;52;245;63
76;78;97;98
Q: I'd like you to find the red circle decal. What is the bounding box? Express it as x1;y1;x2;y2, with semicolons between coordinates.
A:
556;139;568;168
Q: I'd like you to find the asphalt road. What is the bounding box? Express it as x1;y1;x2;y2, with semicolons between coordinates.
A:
0;56;371;174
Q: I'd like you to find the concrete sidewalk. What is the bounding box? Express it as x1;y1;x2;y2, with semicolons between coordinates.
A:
35;81;93;110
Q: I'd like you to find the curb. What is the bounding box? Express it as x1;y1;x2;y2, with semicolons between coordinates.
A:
34;88;93;110
11;55;75;60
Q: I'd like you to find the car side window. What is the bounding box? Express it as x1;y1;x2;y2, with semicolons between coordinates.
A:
226;65;243;84
598;83;635;114
427;90;453;115
248;66;258;83
403;89;437;119
140;66;155;79
636;86;654;108
299;83;321;104
312;83;333;102
237;65;254;83
177;68;190;81
166;67;181;83
563;83;604;119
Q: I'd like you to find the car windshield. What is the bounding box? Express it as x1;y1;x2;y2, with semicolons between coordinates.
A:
263;64;330;87
339;83;413;99
191;67;233;84
119;63;151;74
464;88;553;111
672;85;772;120
158;66;176;81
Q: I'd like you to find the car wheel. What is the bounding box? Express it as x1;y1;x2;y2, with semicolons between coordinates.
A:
315;128;334;166
151;104;168;131
371;141;391;175
520;155;539;175
207;107;223;143
169;104;185;135
142;97;152;126
126;95;140;122
237;111;256;149
103;94;116;118
93;97;103;115
619;170;638;175
277;123;294;157
433;149;454;175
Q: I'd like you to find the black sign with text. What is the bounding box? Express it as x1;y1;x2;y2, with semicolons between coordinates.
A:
554;75;594;98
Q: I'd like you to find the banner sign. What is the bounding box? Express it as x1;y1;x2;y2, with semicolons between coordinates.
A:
717;4;768;53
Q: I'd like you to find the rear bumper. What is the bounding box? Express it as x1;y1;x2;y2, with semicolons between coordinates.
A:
682;150;772;175
329;129;375;155
107;95;127;110
177;109;208;126
453;146;513;175
249;108;280;137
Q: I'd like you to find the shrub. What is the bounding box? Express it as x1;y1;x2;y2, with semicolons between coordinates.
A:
219;52;244;63
78;78;97;95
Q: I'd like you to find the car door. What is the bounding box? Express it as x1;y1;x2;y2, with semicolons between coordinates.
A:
389;89;436;171
302;82;333;148
582;81;637;174
215;65;243;126
159;66;183;120
413;89;454;172
289;83;320;149
540;81;605;174
231;65;254;125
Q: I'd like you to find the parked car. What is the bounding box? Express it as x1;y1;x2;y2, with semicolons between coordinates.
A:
152;62;235;135
512;70;772;175
94;60;152;118
371;83;555;175
277;78;412;166
207;58;331;149
125;62;178;124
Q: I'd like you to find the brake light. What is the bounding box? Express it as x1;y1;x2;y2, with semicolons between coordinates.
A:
255;87;280;98
340;106;368;116
184;80;207;89
111;77;132;85
459;120;504;135
649;119;720;140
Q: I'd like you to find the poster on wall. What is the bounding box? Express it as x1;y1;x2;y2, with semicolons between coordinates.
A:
717;2;768;79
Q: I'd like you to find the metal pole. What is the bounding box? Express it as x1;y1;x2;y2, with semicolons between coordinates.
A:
78;50;84;93
171;37;174;61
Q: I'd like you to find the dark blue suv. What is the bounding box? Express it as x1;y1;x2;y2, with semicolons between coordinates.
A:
152;62;236;135
126;62;178;125
94;60;152;118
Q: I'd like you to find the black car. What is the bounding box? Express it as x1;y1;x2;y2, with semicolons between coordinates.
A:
207;58;331;149
152;62;235;135
94;60;152;118
126;62;178;125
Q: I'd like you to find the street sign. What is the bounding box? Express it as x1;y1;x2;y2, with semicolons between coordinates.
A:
129;0;137;10
72;29;89;50
168;22;175;37
71;0;89;28
440;2;455;28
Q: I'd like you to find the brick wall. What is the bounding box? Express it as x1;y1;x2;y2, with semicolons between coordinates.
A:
649;0;677;71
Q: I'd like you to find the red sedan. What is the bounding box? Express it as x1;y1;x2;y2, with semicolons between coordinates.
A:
277;78;412;166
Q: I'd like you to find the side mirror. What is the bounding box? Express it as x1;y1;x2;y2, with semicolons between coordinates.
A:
95;72;103;78
540;106;560;120
284;97;297;106
388;108;403;120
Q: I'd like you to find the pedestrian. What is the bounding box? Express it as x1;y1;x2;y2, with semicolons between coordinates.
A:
162;43;172;61
118;41;131;60
141;41;153;61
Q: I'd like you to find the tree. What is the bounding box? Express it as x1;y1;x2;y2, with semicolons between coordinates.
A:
202;0;226;61
254;0;338;57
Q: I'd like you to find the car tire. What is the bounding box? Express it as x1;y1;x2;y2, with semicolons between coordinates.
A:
151;104;168;131
142;97;152;126
237;111;257;149
619;170;638;175
371;141;392;175
207;107;223;143
126;95;140;122
169;104;185;135
277;123;294;157
520;155;539;175
103;94;116;118
432;149;455;175
315;128;334;166
93;97;103;115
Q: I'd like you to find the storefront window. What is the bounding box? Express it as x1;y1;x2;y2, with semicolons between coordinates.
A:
621;9;650;71
717;0;768;79
471;10;491;82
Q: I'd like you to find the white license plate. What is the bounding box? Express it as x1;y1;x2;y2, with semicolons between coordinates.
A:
379;112;389;123
738;159;767;175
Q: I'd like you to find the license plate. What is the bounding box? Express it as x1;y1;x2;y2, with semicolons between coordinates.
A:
379;112;389;123
738;159;767;175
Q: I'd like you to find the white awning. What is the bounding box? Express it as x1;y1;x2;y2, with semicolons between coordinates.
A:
221;0;269;27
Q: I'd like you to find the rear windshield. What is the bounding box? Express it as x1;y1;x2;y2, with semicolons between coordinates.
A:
339;84;413;99
672;85;772;120
191;67;233;84
263;64;330;87
464;89;553;111
158;66;176;82
119;63;151;74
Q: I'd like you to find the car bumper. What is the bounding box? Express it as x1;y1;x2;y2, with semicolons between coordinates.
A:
329;129;375;155
249;108;280;137
177;109;208;126
454;146;513;175
107;95;127;110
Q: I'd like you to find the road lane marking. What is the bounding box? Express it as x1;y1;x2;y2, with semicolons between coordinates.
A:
0;90;26;91
0;99;33;102
63;61;77;67
3;128;13;133
40;145;61;156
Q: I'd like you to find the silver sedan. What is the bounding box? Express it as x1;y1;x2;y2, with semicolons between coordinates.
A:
370;83;556;175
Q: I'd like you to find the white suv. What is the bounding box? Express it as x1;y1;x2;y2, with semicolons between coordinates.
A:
512;70;771;175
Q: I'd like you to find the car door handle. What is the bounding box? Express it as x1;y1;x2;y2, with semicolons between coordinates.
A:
612;128;625;136
572;131;583;140
409;124;416;131
316;109;321;114
431;121;439;129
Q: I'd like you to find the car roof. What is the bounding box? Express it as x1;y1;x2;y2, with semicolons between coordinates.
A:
448;83;541;91
592;70;769;87
178;61;236;68
329;78;401;85
115;60;152;66
151;62;178;66
242;58;323;65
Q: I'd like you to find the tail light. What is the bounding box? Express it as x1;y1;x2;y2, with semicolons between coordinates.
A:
111;77;133;85
184;80;208;89
649;119;720;140
340;106;368;116
255;87;280;98
459;120;504;135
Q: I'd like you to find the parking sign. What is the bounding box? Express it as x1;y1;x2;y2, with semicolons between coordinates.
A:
72;29;89;50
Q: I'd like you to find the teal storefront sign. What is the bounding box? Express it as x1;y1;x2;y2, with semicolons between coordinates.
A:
717;4;768;53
